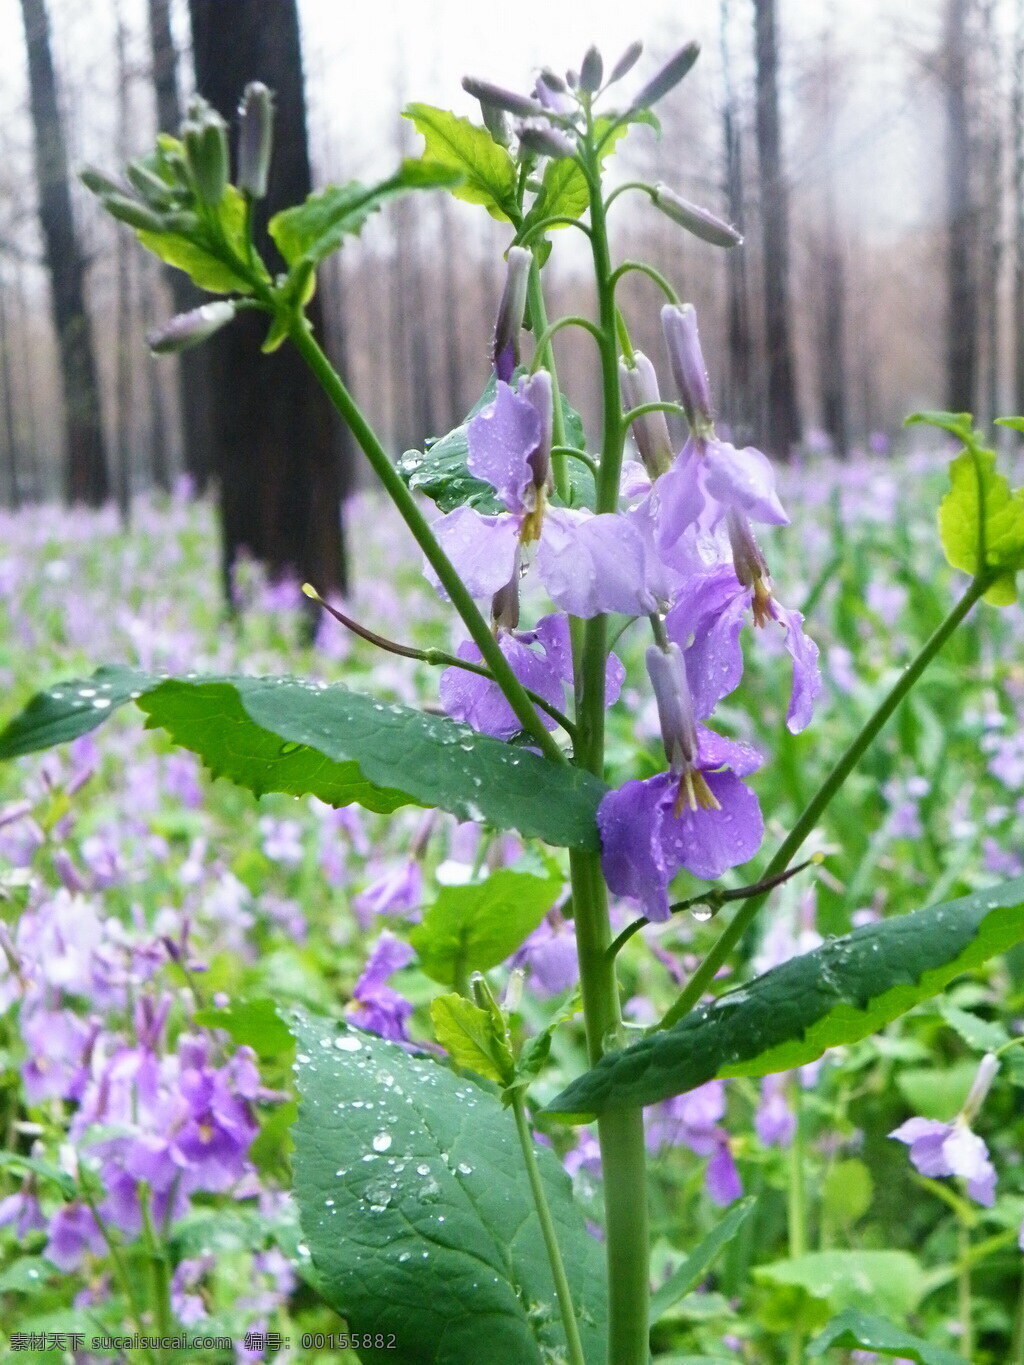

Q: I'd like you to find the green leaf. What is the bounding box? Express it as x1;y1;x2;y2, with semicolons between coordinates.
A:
404;104;518;219
0;671;606;850
0;1258;56;1295
289;1009;606;1364
0;1152;76;1198
936;999;1010;1053
398;374;591;515
754;1250;926;1321
193;997;295;1058
410;870;562;986
544;876;1024;1120
138;186;256;293
807;1308;969;1363
895;1062;978;1121
649;1198;757;1324
936;447;1024;605
269;160;460;268
821;1158;873;1227
430;993;514;1083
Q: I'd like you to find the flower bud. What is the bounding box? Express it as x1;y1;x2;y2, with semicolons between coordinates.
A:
237;82;275;199
103;195;167;233
608;41;644;86
620;352;673;477
80;166;124;198
520;371;553;497
147;301;236;354
517;119;576;160
126;160;175;206
461;76;543;120
629;41;701;112
481;102;510;147
490;553;521;632
579;46;604;93
492;246;532;382
645;642;698;774
962;1053;1000;1125
661;303;713;432
725;507;770;590
183;106;229;206
652;184;742;248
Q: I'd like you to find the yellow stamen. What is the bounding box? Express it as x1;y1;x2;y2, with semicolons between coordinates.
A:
751;576;774;628
674;767;721;817
518;486;548;545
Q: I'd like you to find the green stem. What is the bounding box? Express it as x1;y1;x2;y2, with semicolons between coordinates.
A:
81;1190;155;1362
526;257;569;502
510;1089;587;1365
788;1080;807;1259
285;316;565;765
958;1218;974;1361
608;260;681;306
140;1184;173;1363
528;314;605;372
658;571;995;1029
565;108;650;1365
1012;1263;1024;1362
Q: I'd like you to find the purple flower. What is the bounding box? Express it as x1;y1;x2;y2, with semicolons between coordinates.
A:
428;375;658;618
346;932;415;1043
598;724;764;921
0;1188;46;1239
45;1203;105;1271
646;1082;744;1205
755;1074;796;1147
889;1053;1000;1206
705;1139;743;1205
352;860;423;927
511;911;578;995
665;558;820;736
439;612;623;741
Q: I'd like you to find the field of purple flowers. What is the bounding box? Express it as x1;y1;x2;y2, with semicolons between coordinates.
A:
1;451;1023;1363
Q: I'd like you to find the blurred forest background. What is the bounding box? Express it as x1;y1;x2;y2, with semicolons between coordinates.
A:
0;0;1020;591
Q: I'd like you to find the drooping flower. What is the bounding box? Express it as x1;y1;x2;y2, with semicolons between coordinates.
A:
889;1053;1000;1206
346;933;415;1043
665;555;821;735
427;374;658;618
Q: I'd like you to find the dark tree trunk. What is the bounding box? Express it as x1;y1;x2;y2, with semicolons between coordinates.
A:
19;0;109;505
147;0;212;491
114;6;133;522
188;0;348;601
753;0;801;458
719;0;755;442
1014;0;1024;419
0;282;21;508
945;0;979;413
816;35;848;458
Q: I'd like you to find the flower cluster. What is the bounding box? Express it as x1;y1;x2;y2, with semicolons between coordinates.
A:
427;284;821;922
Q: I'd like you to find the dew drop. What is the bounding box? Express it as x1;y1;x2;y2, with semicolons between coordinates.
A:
372;1131;393;1153
690;903;714;923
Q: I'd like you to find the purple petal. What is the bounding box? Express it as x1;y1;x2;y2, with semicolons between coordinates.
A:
466;380;541;513
439;634;566;740
695;726;763;778
705;1139;743;1205
650;442;704;549
538;508;658;617
703;438;788;526
666;568;749;719
427;506;520;600
890;1118;955;1178
597;774;678;922
659;769;764;882
767;599;822;734
943;1126;996;1203
355;932;414;995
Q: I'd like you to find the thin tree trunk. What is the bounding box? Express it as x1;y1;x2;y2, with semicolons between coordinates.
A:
720;0;755;442
1014;0;1024;419
19;0;109;505
147;0;212;492
13;262;41;497
816;33;848;458
141;255;172;491
0;281;21;508
189;0;347;602
753;0;801;458
114;6;133;521
945;0;979;413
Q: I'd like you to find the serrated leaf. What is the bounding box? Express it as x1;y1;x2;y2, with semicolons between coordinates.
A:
193;997;295;1058
268;160;460;268
289;1009;606;1364
754;1251;926;1320
138;186;257;294
906;410;977;443
404;104;518;219
430;993;513;1083
410;870;562;986
936;1000;1009;1053
649;1198;757;1324
807;1308;969;1363
0;671;605;850
544;877;1024;1120
936;444;1024;596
